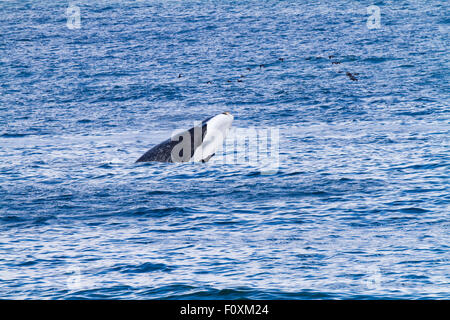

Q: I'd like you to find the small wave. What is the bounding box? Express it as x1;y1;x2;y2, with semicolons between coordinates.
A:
398;207;429;214
0;215;26;223
0;133;28;138
77;119;93;124
111;262;175;274
118;206;195;217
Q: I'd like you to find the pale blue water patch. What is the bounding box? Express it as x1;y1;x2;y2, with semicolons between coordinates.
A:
0;0;449;299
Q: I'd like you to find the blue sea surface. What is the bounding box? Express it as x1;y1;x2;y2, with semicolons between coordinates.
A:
0;0;449;299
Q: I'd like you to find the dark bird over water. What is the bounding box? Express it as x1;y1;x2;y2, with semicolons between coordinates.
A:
178;74;182;78
346;72;358;81
328;55;335;59
279;58;284;62
259;64;265;69
332;61;341;64
246;67;251;71
237;79;243;82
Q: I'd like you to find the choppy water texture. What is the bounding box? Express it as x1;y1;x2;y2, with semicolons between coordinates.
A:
0;0;449;299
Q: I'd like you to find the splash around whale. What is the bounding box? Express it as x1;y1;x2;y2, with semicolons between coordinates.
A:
136;112;234;163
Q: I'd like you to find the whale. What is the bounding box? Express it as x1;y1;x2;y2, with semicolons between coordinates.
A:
136;112;233;163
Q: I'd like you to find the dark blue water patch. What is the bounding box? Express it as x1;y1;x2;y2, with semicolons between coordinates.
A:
397;207;429;214
401;163;449;170
16;260;39;267
117;206;196;218
385;200;426;206
77;119;93;124
111;262;175;274
146;190;180;196
0;133;29;138
0;215;27;224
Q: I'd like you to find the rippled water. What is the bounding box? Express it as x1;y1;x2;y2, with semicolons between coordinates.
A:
0;0;449;299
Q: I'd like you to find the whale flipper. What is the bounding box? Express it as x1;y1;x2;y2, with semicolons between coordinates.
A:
201;153;215;163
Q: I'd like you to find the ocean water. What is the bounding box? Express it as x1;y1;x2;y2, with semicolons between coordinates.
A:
0;0;449;299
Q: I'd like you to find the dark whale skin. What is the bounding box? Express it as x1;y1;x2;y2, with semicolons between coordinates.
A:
136;120;209;163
